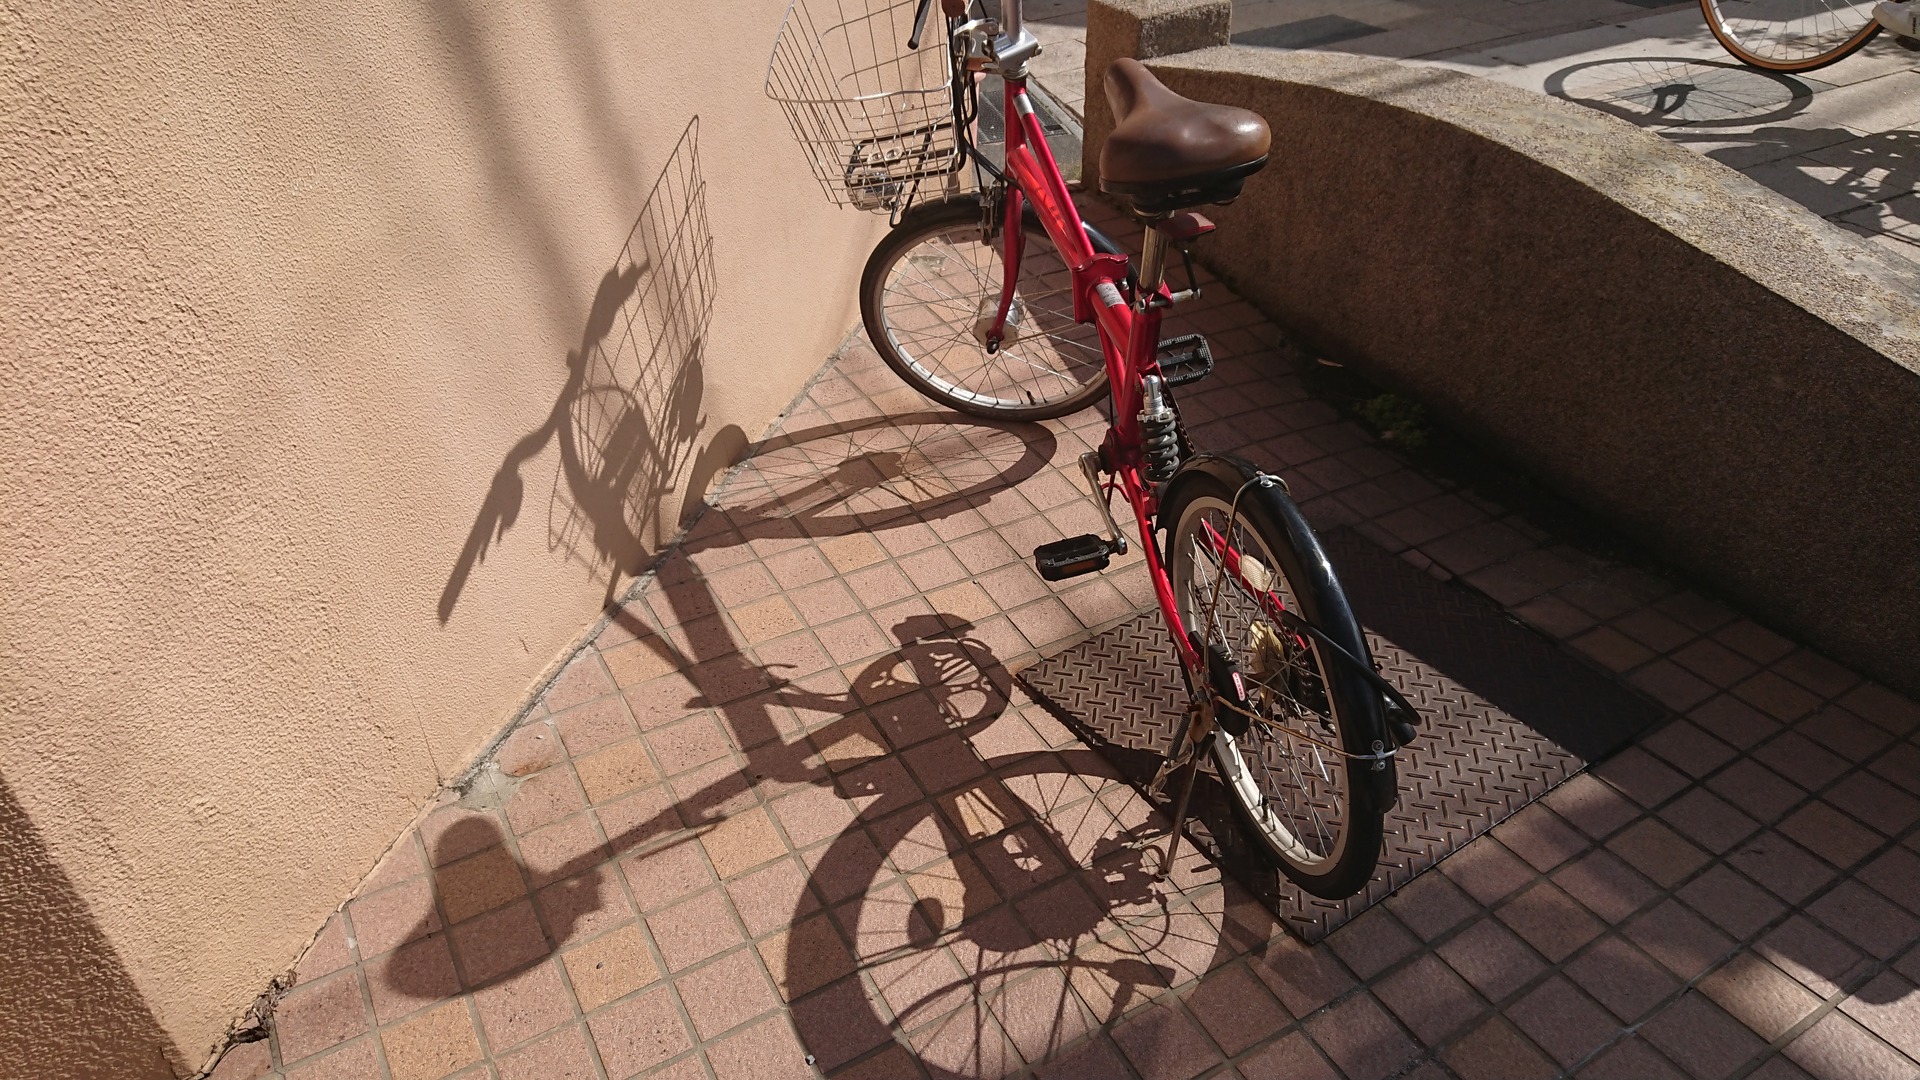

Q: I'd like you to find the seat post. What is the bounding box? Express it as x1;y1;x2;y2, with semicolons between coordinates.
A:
1138;219;1172;295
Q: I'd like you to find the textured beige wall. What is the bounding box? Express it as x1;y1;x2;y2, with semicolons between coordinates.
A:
0;0;878;1073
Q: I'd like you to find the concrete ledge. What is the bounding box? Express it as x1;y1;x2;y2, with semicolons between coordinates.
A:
1084;3;1920;695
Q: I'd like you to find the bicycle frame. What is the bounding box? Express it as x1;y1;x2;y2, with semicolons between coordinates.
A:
977;67;1207;678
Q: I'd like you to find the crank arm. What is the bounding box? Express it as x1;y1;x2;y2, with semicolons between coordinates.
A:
1077;452;1129;555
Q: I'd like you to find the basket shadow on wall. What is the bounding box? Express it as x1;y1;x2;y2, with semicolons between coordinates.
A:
439;117;747;625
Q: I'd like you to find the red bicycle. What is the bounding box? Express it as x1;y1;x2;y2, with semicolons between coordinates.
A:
769;0;1420;899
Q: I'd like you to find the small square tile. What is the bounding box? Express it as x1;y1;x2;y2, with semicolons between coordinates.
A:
1807;880;1920;960
504;764;589;835
349;879;441;960
1541;773;1640;841
1704;759;1806;824
618;832;716;911
1677;864;1786;940
1442;1016;1557;1080
563;922;659;1011
1786;1011;1915;1080
1701;952;1823;1042
275;969;370;1064
1724;830;1839;905
450;898;549;986
1639;991;1768;1080
1659;787;1760;855
1627;899;1736;982
1383;868;1484;940
1438;918;1547;1003
1438;836;1536;906
1111;997;1225;1080
705;1014;815;1080
1592;747;1689;808
1495;881;1604;963
495;1025;599;1080
1326;906;1421;979
573;739;660;805
380;1000;482;1080
517;813;607;890
1779;800;1884;870
1565;935;1681;1023
1303;992;1420;1080
647;888;744;971
282;1038;382;1080
536;868;632;947
1180;965;1289;1057
1237;1031;1340;1080
552;696;638;756
1759;915;1872;999
1373;953;1486;1045
676;947;781;1041
1608;818;1709;888
367;933;460;1024
700;805;788;879
473;959;574;1052
585;985;693;1078
1507;976;1620;1068
206;1038;272;1080
1640;719;1736;779
1248;932;1357;1018
1553;848;1661;925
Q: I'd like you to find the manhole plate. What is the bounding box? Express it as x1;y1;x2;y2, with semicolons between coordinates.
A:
1020;528;1668;942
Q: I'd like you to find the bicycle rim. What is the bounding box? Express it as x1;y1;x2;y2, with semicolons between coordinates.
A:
1169;491;1357;880
865;206;1108;419
1701;0;1880;71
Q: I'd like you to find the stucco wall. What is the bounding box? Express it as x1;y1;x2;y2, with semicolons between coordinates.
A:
0;1;879;1073
1082;0;1920;699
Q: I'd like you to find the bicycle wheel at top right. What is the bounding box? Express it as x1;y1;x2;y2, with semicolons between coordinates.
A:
1162;458;1389;900
1701;0;1880;72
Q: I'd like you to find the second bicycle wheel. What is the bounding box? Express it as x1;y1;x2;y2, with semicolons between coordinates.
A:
1701;0;1880;72
861;195;1115;421
1163;457;1388;899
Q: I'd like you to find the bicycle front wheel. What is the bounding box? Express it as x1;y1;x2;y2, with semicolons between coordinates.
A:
861;196;1113;421
1163;459;1387;899
1701;0;1880;72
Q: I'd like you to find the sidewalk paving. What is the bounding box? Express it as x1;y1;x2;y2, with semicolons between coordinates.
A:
219;202;1920;1080
1028;0;1920;269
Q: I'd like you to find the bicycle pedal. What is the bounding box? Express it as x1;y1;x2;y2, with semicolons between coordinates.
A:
1156;334;1214;387
1034;534;1119;581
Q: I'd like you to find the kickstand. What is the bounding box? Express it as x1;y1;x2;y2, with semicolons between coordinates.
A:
1148;706;1206;881
1160;750;1202;881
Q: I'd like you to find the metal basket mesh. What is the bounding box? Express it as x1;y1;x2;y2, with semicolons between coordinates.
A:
766;0;963;211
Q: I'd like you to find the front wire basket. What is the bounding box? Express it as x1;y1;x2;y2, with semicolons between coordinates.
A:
766;0;965;212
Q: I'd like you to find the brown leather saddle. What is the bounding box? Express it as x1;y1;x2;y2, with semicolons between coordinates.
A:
1099;58;1271;216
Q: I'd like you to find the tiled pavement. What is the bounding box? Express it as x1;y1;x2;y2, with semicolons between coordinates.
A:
218;204;1920;1079
1025;0;1920;270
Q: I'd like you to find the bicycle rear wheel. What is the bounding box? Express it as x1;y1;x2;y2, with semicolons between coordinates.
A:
1701;0;1880;72
1163;458;1388;900
861;195;1114;421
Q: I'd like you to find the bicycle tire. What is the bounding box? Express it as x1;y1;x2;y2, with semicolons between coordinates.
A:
1161;456;1388;899
861;195;1117;422
1700;0;1880;72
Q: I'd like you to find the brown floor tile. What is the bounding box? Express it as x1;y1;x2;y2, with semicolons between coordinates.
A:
676;946;781;1041
435;844;527;926
542;653;617;714
368;934;460;1025
1860;846;1920;914
1438;835;1536;907
990;968;1094;1065
1326;906;1421;980
1110;997;1223;1080
380;1000;482;1080
552;696;638;757
517;814;607;891
707;1014;815;1080
1726;830;1840;906
1444;1016;1558;1080
1303;991;1420;1080
1591;746;1690;809
647;888;745;971
1439;917;1548;1004
903;1002;1018;1080
1383;868;1485;941
1495;804;1590;873
536;869;633;948
1641;719;1737;779
1631;660;1719;714
1247;933;1356;1018
296;913;354;985
1541;773;1640;841
619;835;716;913
1374;953;1487;1045
585;985;693;1078
1838;681;1920;736
350;879;442;961
1808;880;1920;961
472;959;573;1053
1496;880;1605;963
276;969;372;1065
1714;621;1796;667
1507;976;1621;1068
1701;953;1823;1043
207;1038;273;1080
1785;1011;1916;1080
1608;818;1710;888
1759;915;1874;999
1237;1030;1340;1080
700;805;788;880
1642;990;1770;1079
1705;759;1806;824
1628;899;1737;982
494;1024;598;1080
504;765;589;836
1780;800;1886;871
1179;964;1287;1057
1553;848;1661;925
759;914;855;1002
1565;935;1682;1023
450;898;549;987
1824;770;1920;837
563;921;659;1011
573;740;659;806
282;1038;383;1080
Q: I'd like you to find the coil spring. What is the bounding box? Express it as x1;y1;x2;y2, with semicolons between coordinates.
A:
1143;410;1180;482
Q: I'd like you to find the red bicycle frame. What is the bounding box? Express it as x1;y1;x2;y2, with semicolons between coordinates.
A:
983;74;1207;678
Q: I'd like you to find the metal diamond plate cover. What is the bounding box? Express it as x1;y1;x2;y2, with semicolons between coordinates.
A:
1020;528;1667;943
